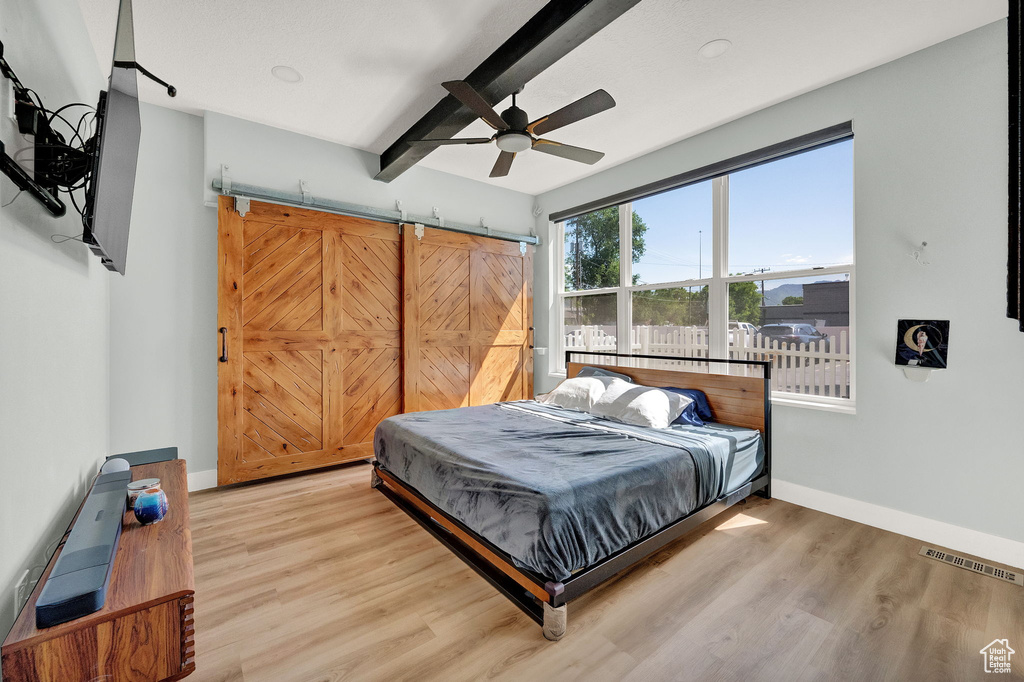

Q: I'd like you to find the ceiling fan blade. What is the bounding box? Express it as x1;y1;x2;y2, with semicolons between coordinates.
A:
442;81;509;130
528;89;616;136
407;137;493;146
489;151;516;178
532;139;605;165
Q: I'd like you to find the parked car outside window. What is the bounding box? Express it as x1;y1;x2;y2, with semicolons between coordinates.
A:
728;320;758;343
756;323;830;349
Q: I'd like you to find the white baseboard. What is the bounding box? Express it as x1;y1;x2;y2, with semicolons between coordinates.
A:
187;469;218;492
773;479;1024;571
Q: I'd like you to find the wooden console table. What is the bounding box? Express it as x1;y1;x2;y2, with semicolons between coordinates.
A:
2;459;196;681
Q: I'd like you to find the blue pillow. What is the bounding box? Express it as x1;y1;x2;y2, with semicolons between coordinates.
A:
576;366;634;383
660;387;714;426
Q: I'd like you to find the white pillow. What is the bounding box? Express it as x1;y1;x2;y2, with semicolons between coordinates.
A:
537;376;614;412
588;378;693;428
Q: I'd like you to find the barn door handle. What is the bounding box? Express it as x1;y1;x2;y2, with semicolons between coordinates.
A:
219;327;228;363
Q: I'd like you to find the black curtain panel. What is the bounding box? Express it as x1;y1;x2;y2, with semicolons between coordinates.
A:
1010;1;1023;331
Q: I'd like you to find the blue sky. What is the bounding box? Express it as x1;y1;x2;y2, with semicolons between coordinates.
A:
630;140;853;289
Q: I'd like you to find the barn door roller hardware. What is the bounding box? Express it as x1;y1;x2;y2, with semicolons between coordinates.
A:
211;177;539;246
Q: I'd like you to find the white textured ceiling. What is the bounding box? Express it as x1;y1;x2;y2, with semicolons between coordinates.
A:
77;0;1006;195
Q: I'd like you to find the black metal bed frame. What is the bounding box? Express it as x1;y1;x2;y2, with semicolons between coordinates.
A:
372;352;772;636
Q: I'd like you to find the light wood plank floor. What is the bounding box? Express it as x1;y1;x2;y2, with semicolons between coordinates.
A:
188;462;1024;681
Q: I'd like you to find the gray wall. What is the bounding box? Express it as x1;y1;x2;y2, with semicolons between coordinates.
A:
534;21;1023;544
0;0;108;638
108;105;217;476
108;110;537;479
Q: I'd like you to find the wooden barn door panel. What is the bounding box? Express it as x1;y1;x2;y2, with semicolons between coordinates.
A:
404;226;533;412
218;198;401;484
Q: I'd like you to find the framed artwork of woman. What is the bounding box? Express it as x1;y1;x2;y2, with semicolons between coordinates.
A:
895;319;949;369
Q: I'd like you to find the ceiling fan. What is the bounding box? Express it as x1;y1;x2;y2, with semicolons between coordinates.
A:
409;81;616;178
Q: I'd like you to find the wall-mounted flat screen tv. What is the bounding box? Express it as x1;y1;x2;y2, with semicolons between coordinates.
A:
82;63;140;275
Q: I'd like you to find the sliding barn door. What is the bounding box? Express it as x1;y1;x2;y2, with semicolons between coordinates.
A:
403;225;533;411
218;197;402;484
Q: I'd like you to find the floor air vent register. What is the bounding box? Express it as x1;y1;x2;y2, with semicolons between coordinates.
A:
920;546;1024;586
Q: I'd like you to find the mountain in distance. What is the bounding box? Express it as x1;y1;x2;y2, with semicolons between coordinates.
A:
762;283;804;306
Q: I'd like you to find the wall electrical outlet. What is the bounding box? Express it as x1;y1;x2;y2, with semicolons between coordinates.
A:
14;568;31;612
4;79;13;123
14;565;44;615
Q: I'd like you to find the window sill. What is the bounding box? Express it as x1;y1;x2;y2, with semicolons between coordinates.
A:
770;393;856;415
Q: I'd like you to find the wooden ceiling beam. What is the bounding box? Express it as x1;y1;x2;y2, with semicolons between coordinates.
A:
374;0;642;183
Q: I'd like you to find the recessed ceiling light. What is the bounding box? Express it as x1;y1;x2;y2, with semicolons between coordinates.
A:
271;65;303;84
697;39;732;61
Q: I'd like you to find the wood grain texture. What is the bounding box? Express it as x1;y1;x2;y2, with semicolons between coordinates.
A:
219;199;401;484
567;362;767;432
217;197;245;486
404;226;532;412
187;463;1024;681
3;461;195;682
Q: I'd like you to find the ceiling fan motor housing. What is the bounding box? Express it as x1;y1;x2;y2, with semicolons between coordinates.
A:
500;105;530;131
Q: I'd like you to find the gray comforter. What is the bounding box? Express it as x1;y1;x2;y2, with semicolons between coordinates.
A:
374;401;749;581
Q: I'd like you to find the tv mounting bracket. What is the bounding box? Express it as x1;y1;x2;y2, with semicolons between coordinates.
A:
0;39;175;219
0;41;67;217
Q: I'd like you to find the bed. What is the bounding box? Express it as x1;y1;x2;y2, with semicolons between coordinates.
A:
371;352;772;640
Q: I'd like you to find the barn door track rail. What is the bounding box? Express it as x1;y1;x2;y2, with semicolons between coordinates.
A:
211;173;539;246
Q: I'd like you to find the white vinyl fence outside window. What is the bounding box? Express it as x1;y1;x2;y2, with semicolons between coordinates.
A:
564;326;851;398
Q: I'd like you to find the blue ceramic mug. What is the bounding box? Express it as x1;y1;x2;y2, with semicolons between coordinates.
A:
134;487;169;525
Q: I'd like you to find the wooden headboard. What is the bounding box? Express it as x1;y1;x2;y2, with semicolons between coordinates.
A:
566;362;767;433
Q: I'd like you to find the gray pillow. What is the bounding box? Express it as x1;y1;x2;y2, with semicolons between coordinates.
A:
575;366;634;383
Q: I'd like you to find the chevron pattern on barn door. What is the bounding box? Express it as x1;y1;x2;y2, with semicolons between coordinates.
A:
219;198;402;484
469;249;527;405
420;244;470;332
242;222;324;331
418;346;471;411
471;345;523;405
473;252;524;332
242;350;324;460
342;347;402;444
403;226;532;413
341;235;401;331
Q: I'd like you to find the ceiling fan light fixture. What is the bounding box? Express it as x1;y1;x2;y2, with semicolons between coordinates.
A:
496;132;532;153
